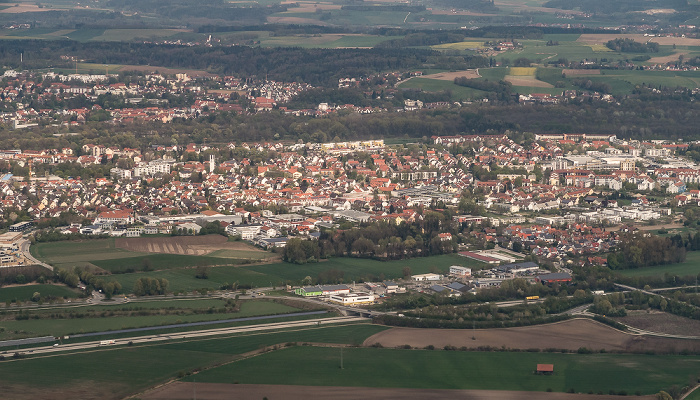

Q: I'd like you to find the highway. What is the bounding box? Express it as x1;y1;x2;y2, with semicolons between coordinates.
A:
2;315;368;357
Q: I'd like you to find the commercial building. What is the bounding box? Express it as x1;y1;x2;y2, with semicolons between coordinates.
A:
329;292;375;305
449;265;472;277
411;273;443;281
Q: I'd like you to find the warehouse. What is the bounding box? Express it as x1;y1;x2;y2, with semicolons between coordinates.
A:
329;292;375;305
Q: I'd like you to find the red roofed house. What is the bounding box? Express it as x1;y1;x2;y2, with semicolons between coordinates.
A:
94;209;135;225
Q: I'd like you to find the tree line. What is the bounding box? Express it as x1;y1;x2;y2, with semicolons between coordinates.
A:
607;234;686;270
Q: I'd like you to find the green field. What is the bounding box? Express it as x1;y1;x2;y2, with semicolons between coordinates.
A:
190;346;700;395
31;238;269;273
0;300;302;340
258;33;402;48
32;240;484;293
111;253;482;293
0;323;384;399
0;284;80;303
398;78;487;100
618;251;700;278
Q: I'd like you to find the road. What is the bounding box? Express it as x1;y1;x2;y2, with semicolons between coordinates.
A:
18;238;53;271
2;316;367;357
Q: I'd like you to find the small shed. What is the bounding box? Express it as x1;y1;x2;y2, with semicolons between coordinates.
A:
536;364;554;375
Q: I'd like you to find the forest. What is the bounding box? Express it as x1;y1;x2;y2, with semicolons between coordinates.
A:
0;40;463;87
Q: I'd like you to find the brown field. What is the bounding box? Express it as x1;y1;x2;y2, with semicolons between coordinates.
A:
430;9;498;17
615;310;700;336
267;16;332;26
117;65;216;77
578;34;700;47
280;1;342;12
365;318;700;353
142;382;652;400
494;0;584;14
114;235;266;256
648;51;689;64
562;69;602;76
422;69;480;81
505;75;553;88
0;4;54;13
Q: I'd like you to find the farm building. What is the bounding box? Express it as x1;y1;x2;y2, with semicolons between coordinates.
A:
535;272;572;284
536;364;554;375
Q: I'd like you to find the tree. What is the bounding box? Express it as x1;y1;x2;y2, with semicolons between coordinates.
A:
402;266;412;278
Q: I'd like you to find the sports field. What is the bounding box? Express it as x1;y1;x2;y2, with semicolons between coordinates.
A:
188;346;698;395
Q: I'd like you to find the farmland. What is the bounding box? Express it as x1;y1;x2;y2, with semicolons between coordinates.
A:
0;284;79;303
364;318;700;354
187;345;698;395
31;237;483;293
0;323;384;400
617;251;700;278
0;299;314;341
30;236;277;273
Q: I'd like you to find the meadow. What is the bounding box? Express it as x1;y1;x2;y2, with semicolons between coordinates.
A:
0;299;309;341
32;238;482;293
189;346;699;395
618;251;700;278
397;78;487;100
0;284;79;303
31;237;268;273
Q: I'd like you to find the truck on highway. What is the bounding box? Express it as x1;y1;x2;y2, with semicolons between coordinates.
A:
99;340;116;346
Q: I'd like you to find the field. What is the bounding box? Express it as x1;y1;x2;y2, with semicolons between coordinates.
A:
0;284;79;303
31;236;277;273
256;33;402;48
186;345;698;395
145;383;645;400
31;236;481;293
366;319;634;352
0;299;309;341
509;67;537;76
0;323;384;400
420;69;481;81
115;235;270;258
577;34;700;47
397;78;487;100
618;251;700;278
615;310;700;337
433;41;487;50
366;318;700;354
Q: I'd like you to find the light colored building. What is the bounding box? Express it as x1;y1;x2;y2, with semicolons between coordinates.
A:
329;292;375;305
411;273;443;281
449;265;472;277
94;209;135;225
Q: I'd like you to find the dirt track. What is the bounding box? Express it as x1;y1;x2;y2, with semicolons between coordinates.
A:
365;318;700;353
141;382;654;400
